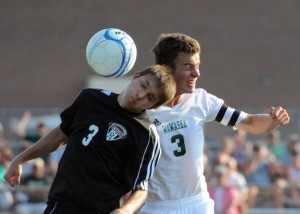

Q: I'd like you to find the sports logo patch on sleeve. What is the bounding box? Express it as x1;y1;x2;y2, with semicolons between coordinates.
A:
106;122;127;141
100;89;112;96
153;118;162;126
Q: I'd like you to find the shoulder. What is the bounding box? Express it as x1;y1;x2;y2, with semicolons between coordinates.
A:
194;88;222;100
77;88;117;101
189;88;222;103
192;88;224;110
80;88;113;96
133;112;152;130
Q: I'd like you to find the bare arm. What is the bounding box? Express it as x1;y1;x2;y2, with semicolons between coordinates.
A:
14;111;32;138
235;106;290;135
110;190;147;214
4;125;67;187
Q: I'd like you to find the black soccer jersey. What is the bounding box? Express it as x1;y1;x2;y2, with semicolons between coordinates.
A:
47;88;161;213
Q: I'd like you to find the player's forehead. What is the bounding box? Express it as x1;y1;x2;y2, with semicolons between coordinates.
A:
143;74;161;89
175;52;200;65
143;74;164;98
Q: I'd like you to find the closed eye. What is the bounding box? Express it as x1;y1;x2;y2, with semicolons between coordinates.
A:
148;94;155;102
141;79;149;89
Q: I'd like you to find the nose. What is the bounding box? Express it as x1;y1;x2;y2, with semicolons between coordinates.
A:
192;67;200;77
137;91;146;100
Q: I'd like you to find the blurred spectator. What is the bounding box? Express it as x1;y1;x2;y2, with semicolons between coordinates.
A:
203;151;217;192
14;111;50;163
0;122;5;142
262;131;291;208
288;133;300;153
46;144;66;179
209;136;235;183
265;130;289;165
208;165;241;214
14;158;51;214
0;144;13;182
230;130;253;172
0;182;14;212
214;136;235;167
15;111;49;144
280;133;300;168
0;125;13;180
22;158;52;188
284;150;300;208
226;157;248;214
0;122;14;212
243;144;282;208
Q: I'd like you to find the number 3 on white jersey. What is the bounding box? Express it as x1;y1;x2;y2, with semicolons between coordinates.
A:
171;134;186;157
82;124;99;146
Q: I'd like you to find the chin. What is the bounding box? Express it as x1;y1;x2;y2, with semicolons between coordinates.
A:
185;84;196;92
185;88;195;94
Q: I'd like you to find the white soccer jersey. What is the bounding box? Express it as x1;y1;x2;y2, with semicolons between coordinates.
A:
146;88;247;201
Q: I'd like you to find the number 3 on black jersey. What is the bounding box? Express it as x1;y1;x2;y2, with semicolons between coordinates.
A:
82;124;99;146
171;134;186;157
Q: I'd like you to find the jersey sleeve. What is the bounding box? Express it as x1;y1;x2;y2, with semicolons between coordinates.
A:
200;89;225;122
59;90;84;136
125;124;161;191
215;104;247;128
199;89;247;127
135;180;149;191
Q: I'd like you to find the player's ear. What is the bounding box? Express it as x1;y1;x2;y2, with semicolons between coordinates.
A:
132;71;141;80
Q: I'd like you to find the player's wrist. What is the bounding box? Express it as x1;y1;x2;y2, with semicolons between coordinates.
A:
112;207;133;214
272;118;282;127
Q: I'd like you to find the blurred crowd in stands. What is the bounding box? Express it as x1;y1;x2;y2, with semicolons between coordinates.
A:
0;111;65;214
206;129;300;214
1;111;300;214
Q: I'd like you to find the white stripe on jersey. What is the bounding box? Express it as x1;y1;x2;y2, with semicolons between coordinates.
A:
133;124;161;190
220;106;235;125
139;180;148;191
147;125;161;179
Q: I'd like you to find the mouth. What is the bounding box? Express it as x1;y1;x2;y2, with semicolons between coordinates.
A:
187;80;196;87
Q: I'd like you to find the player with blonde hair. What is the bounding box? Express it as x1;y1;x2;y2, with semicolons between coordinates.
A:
5;64;176;214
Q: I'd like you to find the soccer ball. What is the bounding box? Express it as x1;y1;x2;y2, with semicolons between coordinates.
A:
86;28;137;78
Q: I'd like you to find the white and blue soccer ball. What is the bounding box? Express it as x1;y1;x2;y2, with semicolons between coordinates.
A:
86;28;137;78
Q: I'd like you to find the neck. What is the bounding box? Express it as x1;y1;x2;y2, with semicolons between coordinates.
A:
165;95;182;107
117;94;124;107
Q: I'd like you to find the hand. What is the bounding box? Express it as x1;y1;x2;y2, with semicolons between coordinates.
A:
269;106;290;125
21;111;32;122
4;161;22;187
110;209;132;214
